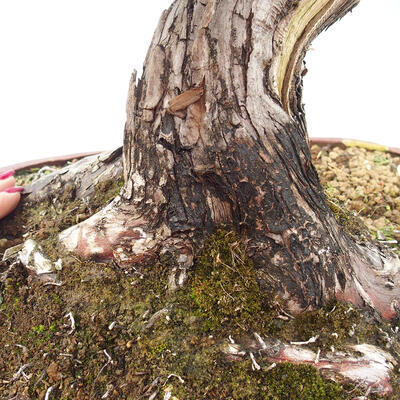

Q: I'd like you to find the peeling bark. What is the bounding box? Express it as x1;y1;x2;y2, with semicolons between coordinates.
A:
57;0;400;323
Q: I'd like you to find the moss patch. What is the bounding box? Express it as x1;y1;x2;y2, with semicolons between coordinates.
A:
189;230;280;335
2;226;397;399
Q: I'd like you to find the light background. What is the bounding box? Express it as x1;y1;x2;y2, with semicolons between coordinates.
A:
0;0;399;168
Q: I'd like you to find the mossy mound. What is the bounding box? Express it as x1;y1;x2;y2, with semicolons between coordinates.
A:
1;223;399;398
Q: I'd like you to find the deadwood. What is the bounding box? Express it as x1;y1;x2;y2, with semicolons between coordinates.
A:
24;147;123;203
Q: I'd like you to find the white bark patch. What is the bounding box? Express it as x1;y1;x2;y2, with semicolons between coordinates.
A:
126;70;137;123
142;109;154;122
190;0;217;80
145;10;168;60
337;344;396;391
130;228;150;252
58;224;80;253
249;352;261;370
221;342;246;356
159;175;167;187
60;199;150;258
19;239;56;275
235;0;252;19
282;346;316;363
280;342;394;393
160;2;180;45
359;244;400;277
131;172;146;202
172;41;186;77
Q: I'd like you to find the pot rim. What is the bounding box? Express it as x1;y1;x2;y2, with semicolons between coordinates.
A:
1;138;399;174
0;151;101;174
309;137;400;155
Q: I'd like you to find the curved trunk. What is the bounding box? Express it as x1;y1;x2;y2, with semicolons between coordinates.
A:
59;0;400;319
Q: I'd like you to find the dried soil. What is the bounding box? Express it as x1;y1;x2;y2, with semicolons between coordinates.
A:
312;143;400;248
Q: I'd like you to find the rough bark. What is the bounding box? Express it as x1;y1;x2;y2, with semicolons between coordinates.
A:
58;0;400;321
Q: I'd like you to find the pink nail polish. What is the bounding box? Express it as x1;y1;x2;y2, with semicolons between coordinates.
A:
0;169;15;180
4;186;24;193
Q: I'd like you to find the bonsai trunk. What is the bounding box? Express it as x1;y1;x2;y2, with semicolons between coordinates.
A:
58;0;400;319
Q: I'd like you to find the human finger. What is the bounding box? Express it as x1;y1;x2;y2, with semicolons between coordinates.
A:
0;186;24;220
0;170;16;192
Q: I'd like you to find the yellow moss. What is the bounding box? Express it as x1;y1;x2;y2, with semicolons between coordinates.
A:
343;139;388;152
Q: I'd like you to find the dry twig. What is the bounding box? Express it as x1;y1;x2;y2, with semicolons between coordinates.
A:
290;335;319;346
89;350;112;400
64;312;75;334
44;385;54;400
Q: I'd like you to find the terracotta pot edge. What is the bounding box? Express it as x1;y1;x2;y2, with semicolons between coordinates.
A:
310;137;400;155
0;151;101;174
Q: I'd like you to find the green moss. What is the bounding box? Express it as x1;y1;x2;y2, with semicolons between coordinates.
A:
325;194;370;240
374;154;390;165
230;361;345;400
51;292;62;305
154;353;353;399
189;230;279;335
278;302;379;351
31;324;45;334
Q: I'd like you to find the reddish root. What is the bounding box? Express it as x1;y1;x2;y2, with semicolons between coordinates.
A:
58;197;194;271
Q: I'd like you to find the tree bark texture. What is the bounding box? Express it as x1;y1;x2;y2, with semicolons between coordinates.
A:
59;0;400;319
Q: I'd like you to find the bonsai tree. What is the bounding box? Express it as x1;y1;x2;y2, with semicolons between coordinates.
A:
30;0;400;319
4;1;398;396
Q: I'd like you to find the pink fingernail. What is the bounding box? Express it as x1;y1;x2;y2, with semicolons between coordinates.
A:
0;169;15;180
4;186;24;193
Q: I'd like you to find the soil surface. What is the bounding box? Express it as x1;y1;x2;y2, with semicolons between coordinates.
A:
312;143;400;249
0;146;400;399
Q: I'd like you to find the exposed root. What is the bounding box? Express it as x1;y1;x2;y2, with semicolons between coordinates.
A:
24;148;123;203
5;363;33;384
163;374;185;386
58;196;196;278
290;335;319;345
145;308;170;330
337;243;400;319
44;385;54;400
249;352;261;370
101;384;114;399
223;334;396;396
58;198;168;261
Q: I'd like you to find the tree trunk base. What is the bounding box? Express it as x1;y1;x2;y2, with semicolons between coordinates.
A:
52;152;400;321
